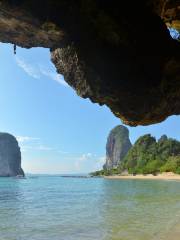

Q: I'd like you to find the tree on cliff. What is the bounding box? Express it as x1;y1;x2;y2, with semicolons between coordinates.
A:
123;134;180;174
91;128;180;176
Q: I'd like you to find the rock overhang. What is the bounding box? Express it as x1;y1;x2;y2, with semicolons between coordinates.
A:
0;0;179;126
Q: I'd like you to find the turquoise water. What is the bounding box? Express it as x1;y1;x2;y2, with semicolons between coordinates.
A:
0;176;180;240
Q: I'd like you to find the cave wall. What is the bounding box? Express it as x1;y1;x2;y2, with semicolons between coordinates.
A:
0;0;179;126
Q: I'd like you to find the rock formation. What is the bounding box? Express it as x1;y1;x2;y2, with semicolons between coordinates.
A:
0;1;179;126
0;133;24;177
104;125;132;169
158;134;168;143
123;134;180;174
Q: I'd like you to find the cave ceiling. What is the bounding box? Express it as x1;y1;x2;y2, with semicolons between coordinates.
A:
0;0;179;126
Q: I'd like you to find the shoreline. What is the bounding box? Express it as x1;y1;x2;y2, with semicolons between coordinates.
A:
104;172;180;180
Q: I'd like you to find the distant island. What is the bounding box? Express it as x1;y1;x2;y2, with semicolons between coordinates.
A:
91;125;180;176
0;133;24;177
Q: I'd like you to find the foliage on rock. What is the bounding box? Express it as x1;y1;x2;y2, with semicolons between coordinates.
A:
91;131;180;176
122;134;180;174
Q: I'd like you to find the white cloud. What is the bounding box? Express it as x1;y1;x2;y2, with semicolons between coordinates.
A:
21;144;53;152
22;158;76;174
15;56;68;87
58;150;69;154
16;135;53;152
97;156;106;164
16;136;40;143
93;156;106;170
15;56;40;79
16;135;105;172
79;153;93;161
39;67;68;87
74;153;94;171
73;153;105;172
37;145;53;151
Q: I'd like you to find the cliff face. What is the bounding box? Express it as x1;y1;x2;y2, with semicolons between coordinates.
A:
0;133;24;177
105;125;132;169
0;1;180;126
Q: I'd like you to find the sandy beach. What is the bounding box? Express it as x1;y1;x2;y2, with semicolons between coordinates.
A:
104;172;180;180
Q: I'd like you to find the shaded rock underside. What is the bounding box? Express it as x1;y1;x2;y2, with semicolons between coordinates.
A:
0;0;180;126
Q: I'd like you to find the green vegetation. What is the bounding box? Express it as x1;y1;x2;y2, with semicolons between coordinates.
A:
123;134;180;175
90;168;119;177
160;156;180;174
91;134;180;176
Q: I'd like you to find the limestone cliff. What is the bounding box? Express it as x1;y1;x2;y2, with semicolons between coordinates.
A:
104;125;132;169
0;133;24;177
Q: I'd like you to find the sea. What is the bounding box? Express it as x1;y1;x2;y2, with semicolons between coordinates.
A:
0;175;180;240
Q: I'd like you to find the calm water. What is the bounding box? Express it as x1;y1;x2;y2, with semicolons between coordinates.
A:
0;176;180;240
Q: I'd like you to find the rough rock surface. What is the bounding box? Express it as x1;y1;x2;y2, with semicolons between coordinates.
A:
0;133;24;177
104;125;132;169
0;0;180;126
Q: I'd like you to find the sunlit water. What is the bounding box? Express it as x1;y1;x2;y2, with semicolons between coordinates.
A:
0;176;180;240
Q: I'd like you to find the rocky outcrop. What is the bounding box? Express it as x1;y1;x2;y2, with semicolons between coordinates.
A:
0;133;24;177
0;1;180;126
0;1;65;48
158;134;168;143
123;134;180;174
104;125;132;169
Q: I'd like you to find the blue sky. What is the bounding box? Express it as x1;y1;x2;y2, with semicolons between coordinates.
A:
0;43;179;174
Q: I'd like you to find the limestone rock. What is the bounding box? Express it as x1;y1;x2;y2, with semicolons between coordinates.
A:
158;134;168;143
105;125;132;169
0;133;24;177
0;0;180;126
